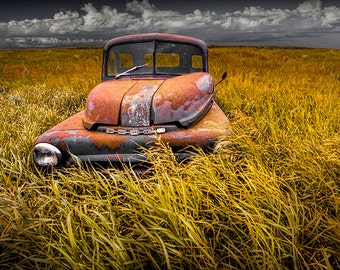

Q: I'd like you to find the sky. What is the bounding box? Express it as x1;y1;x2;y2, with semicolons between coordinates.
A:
0;0;339;49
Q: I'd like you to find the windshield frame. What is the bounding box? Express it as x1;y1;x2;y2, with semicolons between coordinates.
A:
102;33;208;81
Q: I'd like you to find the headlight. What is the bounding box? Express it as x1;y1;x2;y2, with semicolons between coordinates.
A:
33;143;62;167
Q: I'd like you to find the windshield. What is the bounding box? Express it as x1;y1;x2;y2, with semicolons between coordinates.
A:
106;41;204;78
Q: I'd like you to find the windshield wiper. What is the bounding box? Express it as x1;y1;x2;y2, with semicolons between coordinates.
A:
115;64;148;79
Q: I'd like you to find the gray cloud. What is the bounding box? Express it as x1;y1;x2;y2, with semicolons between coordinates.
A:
0;0;339;49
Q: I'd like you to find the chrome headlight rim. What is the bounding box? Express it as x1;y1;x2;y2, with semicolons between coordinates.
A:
33;143;62;167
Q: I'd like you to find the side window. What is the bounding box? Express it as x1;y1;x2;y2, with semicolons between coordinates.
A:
106;52;116;76
119;53;133;68
191;55;203;69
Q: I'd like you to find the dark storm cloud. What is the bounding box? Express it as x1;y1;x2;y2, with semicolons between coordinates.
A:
0;0;339;48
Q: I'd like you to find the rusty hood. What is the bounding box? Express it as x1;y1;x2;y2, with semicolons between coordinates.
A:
83;72;214;130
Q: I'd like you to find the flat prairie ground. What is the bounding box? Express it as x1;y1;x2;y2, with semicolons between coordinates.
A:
0;46;339;269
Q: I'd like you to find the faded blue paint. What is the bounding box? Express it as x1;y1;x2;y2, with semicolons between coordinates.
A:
121;85;159;127
196;74;212;91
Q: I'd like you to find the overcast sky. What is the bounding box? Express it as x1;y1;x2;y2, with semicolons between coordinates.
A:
0;0;339;49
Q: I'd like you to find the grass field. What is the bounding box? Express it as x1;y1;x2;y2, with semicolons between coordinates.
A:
0;45;339;269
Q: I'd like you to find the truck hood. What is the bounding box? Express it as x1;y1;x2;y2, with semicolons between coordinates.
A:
83;72;214;130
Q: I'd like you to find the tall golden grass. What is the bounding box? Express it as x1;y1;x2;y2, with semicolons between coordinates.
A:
0;45;339;269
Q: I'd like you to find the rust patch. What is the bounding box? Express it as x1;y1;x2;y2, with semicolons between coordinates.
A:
35;102;230;164
36;112;126;152
153;72;213;109
160;102;230;148
120;80;163;127
152;72;214;127
83;80;136;129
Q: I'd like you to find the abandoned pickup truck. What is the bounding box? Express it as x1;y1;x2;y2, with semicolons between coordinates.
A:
33;33;230;167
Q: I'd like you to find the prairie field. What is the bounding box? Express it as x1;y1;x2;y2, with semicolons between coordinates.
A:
0;45;339;269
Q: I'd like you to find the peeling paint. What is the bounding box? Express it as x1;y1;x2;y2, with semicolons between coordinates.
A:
196;74;213;91
88;100;95;112
121;84;160;126
152;73;214;127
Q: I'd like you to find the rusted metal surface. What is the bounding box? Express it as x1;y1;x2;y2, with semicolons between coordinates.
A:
83;72;213;130
160;102;230;148
35;102;229;163
33;33;230;167
83;80;136;129
120;80;163;127
152;72;214;127
104;33;208;52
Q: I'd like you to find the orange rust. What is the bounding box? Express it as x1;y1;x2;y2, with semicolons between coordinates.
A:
160;102;230;148
37;111;126;151
153;72;213;110
48;111;85;131
120;80;163;126
83;80;137;129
